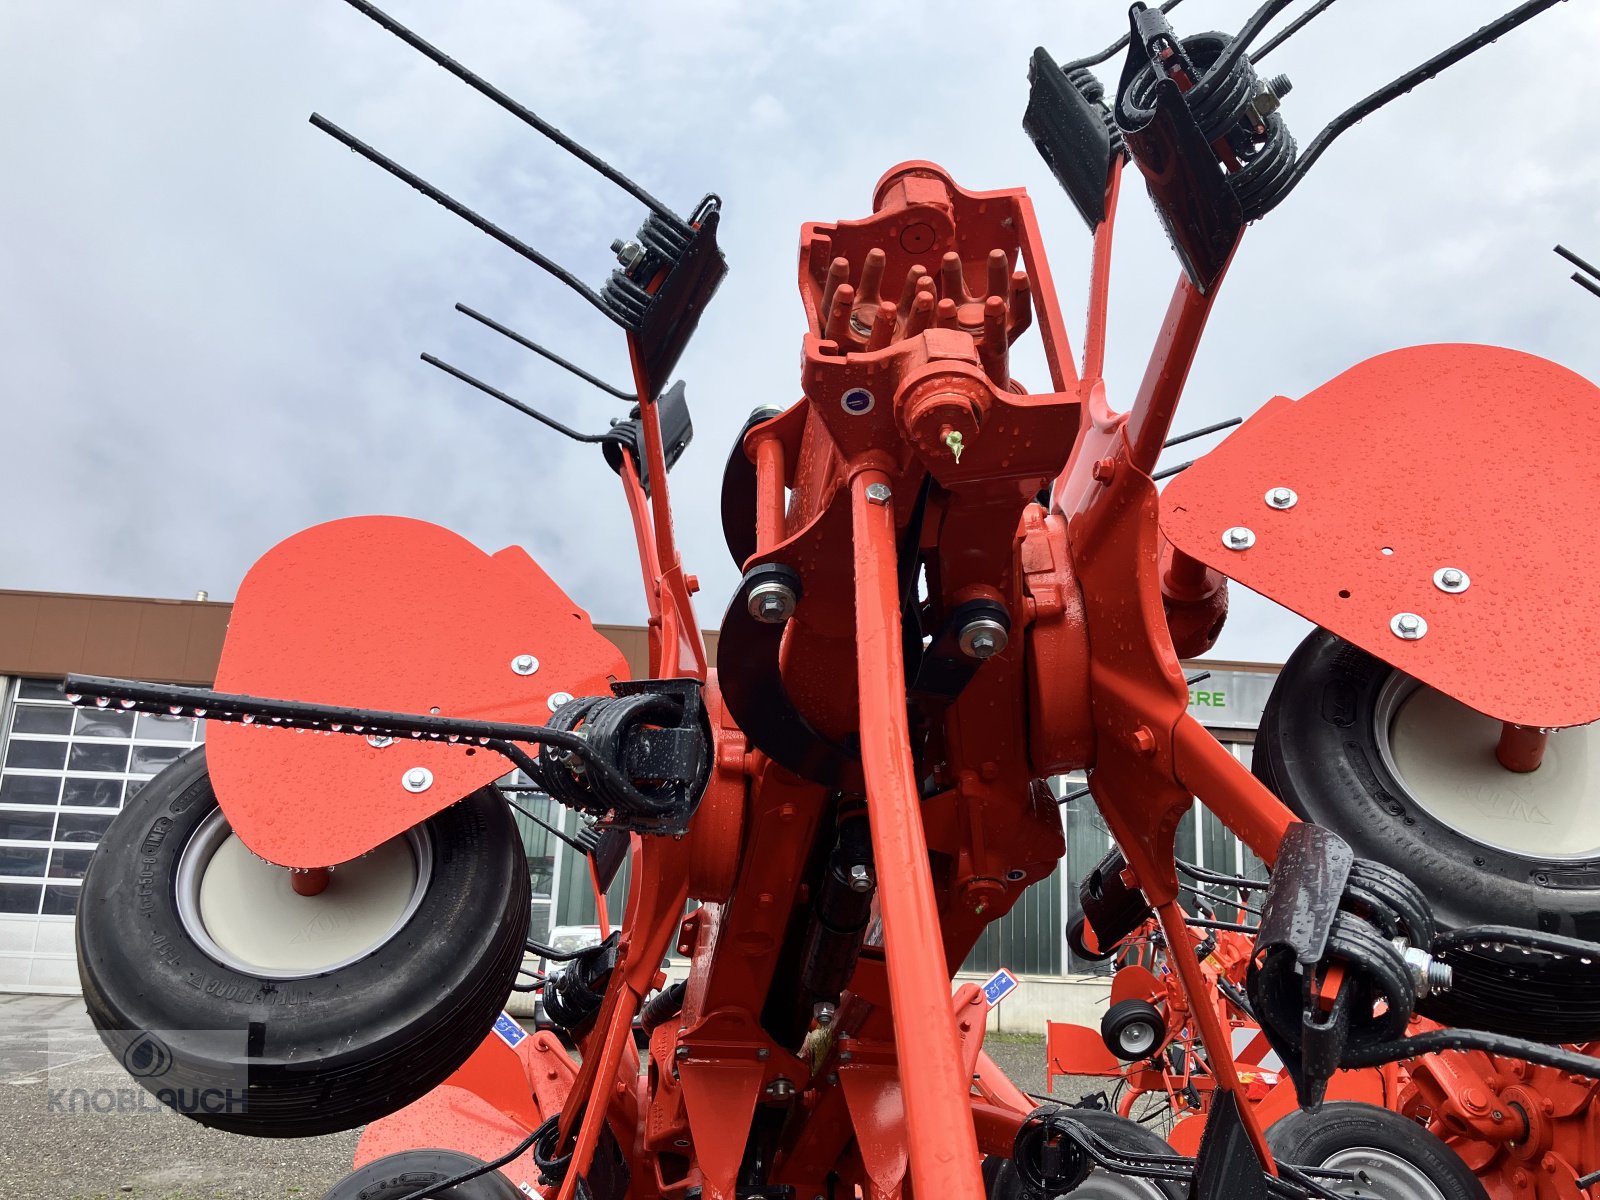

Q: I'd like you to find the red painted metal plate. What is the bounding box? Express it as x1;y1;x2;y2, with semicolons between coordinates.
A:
208;516;627;866
1162;344;1600;728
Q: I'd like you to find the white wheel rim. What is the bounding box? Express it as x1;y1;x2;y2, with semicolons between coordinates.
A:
1378;673;1600;860
176;808;431;979
1119;1022;1158;1057
1319;1146;1447;1200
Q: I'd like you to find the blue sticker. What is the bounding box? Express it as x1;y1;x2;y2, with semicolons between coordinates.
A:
493;1011;528;1048
982;968;1019;1006
841;387;875;415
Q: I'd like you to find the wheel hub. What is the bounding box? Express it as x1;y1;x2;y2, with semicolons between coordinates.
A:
1319;1147;1446;1200
1378;674;1600;860
176;807;431;978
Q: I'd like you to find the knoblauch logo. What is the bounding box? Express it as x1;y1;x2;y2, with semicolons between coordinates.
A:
45;1027;249;1117
120;1030;174;1079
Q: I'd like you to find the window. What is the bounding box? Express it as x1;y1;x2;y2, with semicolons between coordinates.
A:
0;678;204;918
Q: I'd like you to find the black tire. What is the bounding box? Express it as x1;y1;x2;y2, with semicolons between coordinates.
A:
1101;998;1166;1061
78;747;530;1138
988;1108;1186;1199
1068;914;1117;963
1254;629;1600;938
321;1149;521;1199
1267;1102;1488;1200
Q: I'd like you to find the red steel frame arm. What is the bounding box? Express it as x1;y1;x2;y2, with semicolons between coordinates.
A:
1172;714;1293;867
626;334;707;680
850;465;985;1199
1079;159;1125;390
1125;272;1227;474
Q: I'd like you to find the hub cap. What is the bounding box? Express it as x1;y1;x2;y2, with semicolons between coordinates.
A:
1118;1021;1159;1057
1377;673;1600;860
176;808;431;979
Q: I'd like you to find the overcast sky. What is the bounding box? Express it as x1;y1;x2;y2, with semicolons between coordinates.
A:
2;0;1596;665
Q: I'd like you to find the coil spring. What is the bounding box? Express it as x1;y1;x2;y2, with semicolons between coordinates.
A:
600;209;691;329
1116;29;1300;222
538;691;692;821
532;1114;571;1185
1067;66;1125;157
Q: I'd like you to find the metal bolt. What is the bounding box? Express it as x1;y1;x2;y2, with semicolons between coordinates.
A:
1403;946;1454;997
1264;487;1298;510
748;579;798;624
511;654;540;675
367;735;393;749
1433;567;1470;594
864;482;893;505
838;1050;853;1063
813;1001;836;1027
958;616;1009;660
402;767;433;792
610;238;643;269
1223;526;1256;550
756;1047;770;1061
547;691;575;712
766;1077;795;1100
1390;612;1428;640
847;863;873;893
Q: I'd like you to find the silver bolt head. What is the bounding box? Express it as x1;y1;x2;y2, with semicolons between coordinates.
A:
813;1001;836;1027
865;482;893;505
1390;612;1428;640
511;654;540;675
748;580;798;624
547;691;575;712
612;239;643;268
367;735;394;749
847;863;873;893
1223;526;1256;550
1265;487;1298;509
1433;567;1470;594
957;617;1009;660
402;766;433;792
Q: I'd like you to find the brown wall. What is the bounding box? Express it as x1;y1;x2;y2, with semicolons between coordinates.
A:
0;590;717;685
0;590;232;685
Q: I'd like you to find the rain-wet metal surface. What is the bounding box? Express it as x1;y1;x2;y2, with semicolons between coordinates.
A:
1163;344;1600;729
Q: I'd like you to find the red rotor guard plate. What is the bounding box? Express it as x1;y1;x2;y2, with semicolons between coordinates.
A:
207;516;627;867
1162;344;1600;728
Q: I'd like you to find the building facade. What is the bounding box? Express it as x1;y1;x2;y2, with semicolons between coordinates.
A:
0;588;1278;1017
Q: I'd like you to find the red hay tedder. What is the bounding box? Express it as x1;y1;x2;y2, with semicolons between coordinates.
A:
63;2;1600;1198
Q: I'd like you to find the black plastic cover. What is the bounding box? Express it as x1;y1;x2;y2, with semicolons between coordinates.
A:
1253;822;1354;966
1077;847;1153;955
1023;48;1117;230
1114;7;1244;292
603;379;693;498
605;201;727;387
1189;1091;1269;1200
